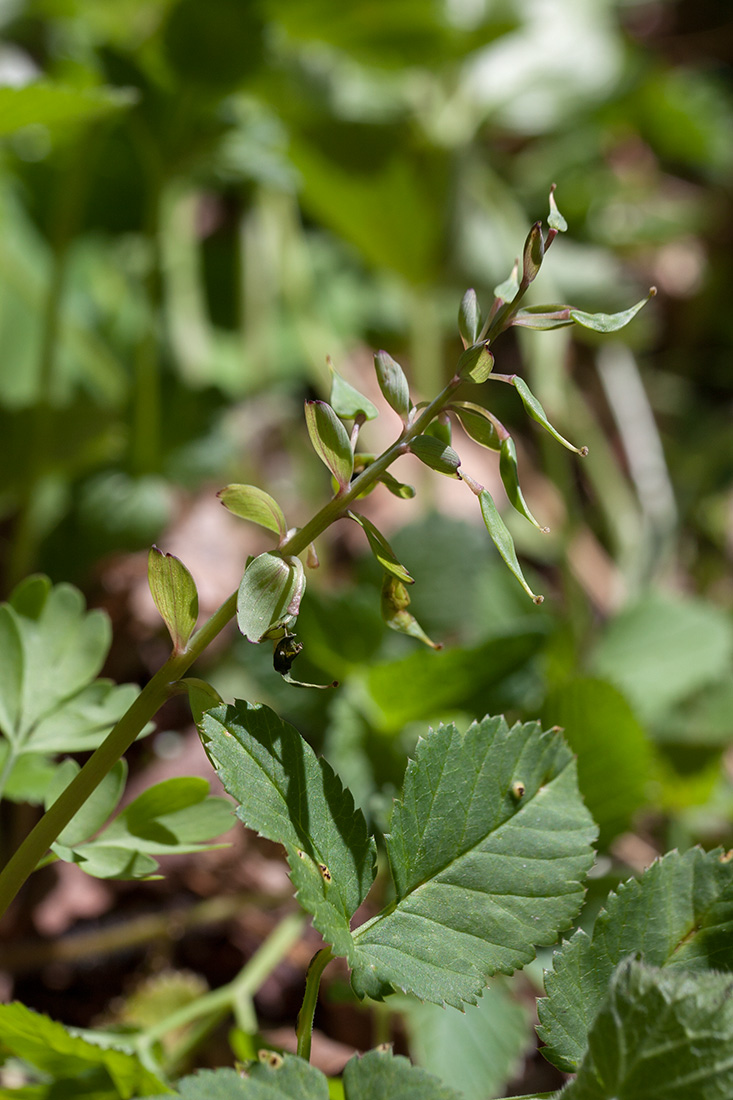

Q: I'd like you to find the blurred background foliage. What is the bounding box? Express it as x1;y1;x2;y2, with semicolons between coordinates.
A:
0;0;732;1093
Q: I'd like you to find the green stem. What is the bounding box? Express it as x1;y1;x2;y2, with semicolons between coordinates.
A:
0;374;464;919
137;912;305;1055
295;946;333;1061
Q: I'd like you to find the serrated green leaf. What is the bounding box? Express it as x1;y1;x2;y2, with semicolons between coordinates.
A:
305;400;354;490
590;592;733;725
0;1002;170;1095
499;437;547;531
148;546;199;652
329;361;379;422
0;82;137;137
408;436;461;477
45;758;127;848
237;552;306;643
479;490;543;603
374;351;411;421
457;343;495;383
402;979;532;1100
348;511;413;585
542;679;652;846
452;403;502;451
513;377;587;456
199;701;376;958
217;485;287;540
561;959;733;1100
548;186;568;233
569;289;656;334
0;580;140;760
458;289;483;347
538;847;733;1072
343;1047;463;1100
350;717;597;1006
150;1058;328;1099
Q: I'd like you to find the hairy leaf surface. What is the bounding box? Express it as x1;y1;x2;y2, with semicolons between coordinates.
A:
351;717;597;1006
538;847;733;1071
561;959;733;1100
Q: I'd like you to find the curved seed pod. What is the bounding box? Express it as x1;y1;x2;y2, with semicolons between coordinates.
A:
478;489;544;604
499;437;549;532
513;376;588;456
348;511;413;585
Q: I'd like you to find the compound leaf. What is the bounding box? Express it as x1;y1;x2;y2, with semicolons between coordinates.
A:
538;847;733;1072
350;717;597;1006
198;700;376;958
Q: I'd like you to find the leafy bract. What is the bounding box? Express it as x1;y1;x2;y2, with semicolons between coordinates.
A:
457;342;494;383
0;1002;170;1097
217;484;288;540
348;511;413;584
148;546;199;652
561;959;733;1100
198;700;376;958
44;766;234;879
305;400;354;490
0;577;140;771
538;846;733;1072
350;716;597;1006
237;553;305;642
479;489;543;603
329;360;379;421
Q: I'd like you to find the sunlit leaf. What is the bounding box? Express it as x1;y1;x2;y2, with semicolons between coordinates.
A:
329;359;379;421
217;484;288;540
305;400;354;490
374;350;412;421
458;289;483;347
569;288;656;333
479;490;543;603
409;435;461;477
348;511;413;585
513;377;588;456
237;552;306;643
457;342;494;383
499;437;547;531
148;546;199;652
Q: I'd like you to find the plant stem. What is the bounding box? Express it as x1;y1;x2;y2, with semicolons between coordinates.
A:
136;911;305;1057
0;373;465;920
295;946;333;1061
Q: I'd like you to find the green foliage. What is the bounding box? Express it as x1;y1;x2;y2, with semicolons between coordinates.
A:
305;400;355;491
0;1002;170;1097
148;547;199;653
0;82;136;137
561;959;733;1100
217;485;288;540
537;847;733;1072
237;553;306;643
